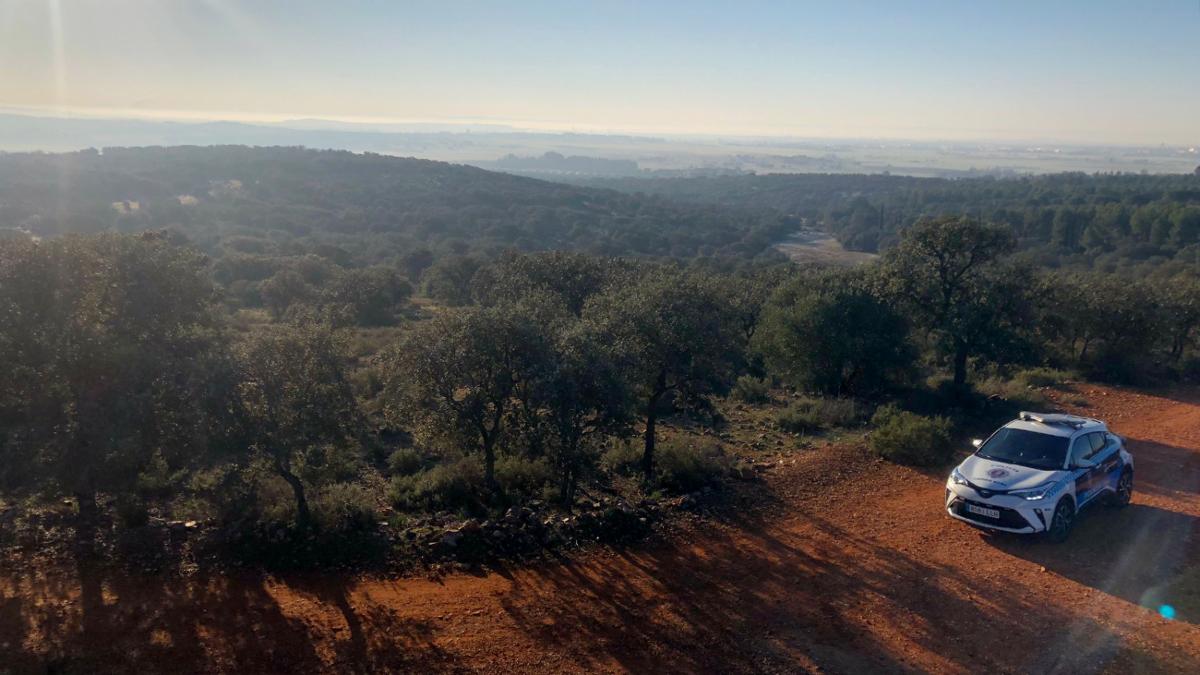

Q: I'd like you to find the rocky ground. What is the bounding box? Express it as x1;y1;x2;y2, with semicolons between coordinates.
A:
4;383;1200;673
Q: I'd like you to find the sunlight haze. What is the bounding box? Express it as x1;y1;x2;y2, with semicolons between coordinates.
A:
1;0;1197;143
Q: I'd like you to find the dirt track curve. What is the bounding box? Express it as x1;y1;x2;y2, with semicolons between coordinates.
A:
5;385;1200;674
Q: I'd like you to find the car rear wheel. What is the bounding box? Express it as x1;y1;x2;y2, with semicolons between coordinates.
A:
1047;499;1075;543
1108;470;1133;508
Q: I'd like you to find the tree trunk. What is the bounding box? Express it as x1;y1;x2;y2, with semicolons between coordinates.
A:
558;439;578;507
561;467;577;508
483;438;497;491
952;338;969;390
642;405;658;481
277;465;311;530
75;488;99;523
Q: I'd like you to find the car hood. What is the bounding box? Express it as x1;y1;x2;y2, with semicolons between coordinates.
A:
957;454;1063;491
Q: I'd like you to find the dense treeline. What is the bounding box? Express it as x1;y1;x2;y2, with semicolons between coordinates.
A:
580;171;1200;275
3;216;1199;567
0;147;799;321
0;145;793;265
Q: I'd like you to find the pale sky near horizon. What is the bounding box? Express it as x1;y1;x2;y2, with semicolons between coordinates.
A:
1;0;1197;144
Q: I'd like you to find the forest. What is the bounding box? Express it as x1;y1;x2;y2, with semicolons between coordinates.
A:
2;147;1200;570
581;170;1200;276
0;146;794;260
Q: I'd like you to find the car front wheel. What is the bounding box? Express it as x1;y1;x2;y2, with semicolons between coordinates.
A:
1047;499;1075;543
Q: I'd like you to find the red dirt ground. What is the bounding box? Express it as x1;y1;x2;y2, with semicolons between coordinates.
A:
5;384;1200;673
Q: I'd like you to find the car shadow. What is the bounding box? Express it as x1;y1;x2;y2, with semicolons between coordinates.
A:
983;502;1200;617
983;433;1200;628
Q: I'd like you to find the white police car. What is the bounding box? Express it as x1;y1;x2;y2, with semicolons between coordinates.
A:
945;412;1133;542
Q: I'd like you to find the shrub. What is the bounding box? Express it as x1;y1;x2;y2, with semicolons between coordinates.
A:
1012;367;1072;389
776;396;858;433
257;475;300;527
225;477;389;569
312;482;378;533
654;438;731;494
731;375;770;403
973;376;1049;408
869;404;954;466
495;455;553;499
1180;356;1200;383
136;450;176;499
601;439;642;476
186;463;258;528
389;457;484;513
387;448;424;477
349;366;385;399
115;494;149;528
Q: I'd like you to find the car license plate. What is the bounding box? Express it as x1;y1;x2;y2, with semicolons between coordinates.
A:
967;504;1000;519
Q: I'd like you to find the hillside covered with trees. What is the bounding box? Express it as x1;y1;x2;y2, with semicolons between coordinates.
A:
0;146;801;314
579;171;1200;276
4;147;1200;579
0;146;794;259
4;214;1200;574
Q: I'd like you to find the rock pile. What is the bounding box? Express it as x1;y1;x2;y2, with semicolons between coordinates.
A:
401;496;659;563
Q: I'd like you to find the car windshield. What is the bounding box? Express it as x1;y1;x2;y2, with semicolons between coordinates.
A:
975;428;1069;470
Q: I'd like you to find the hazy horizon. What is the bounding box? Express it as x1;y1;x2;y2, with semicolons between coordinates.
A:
2;1;1198;146
2;104;1199;150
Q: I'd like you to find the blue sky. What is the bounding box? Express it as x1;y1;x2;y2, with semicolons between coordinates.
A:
1;0;1197;143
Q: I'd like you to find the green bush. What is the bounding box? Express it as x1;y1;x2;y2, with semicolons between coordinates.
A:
869;404;954;466
495;455;553;498
256;474;300;527
731;375;771;403
389;457;484;513
601;439;643;476
387;448;424;477
654;438;732;494
776;396;858;433
135;450;177;499
312;482;378;533
348;366;385;399
1012;367;1072;389
973;376;1049;408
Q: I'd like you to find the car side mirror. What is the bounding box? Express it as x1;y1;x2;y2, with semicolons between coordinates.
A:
1075;457;1097;469
971;439;983;448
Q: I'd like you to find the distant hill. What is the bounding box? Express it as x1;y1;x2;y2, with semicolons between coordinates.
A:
0;146;794;265
479;152;641;177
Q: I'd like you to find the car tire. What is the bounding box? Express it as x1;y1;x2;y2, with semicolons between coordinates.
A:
1047;498;1075;543
1108;469;1133;508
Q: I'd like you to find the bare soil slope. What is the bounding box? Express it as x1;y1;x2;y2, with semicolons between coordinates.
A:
5;385;1200;674
773;230;878;266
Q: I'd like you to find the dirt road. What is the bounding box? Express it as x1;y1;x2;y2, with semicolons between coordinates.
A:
5;385;1200;673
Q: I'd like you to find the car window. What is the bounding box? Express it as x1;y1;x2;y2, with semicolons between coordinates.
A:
1069;436;1092;466
976;428;1070;470
1088;432;1107;455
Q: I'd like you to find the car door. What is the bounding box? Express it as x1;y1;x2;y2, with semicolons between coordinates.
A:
1093;432;1123;492
1070;435;1094;501
1077;432;1112;504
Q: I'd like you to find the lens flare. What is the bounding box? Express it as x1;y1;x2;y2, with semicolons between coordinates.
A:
1159;604;1176;620
47;0;65;108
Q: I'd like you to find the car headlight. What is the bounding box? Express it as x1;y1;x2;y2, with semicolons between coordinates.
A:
1009;482;1055;500
950;468;969;486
